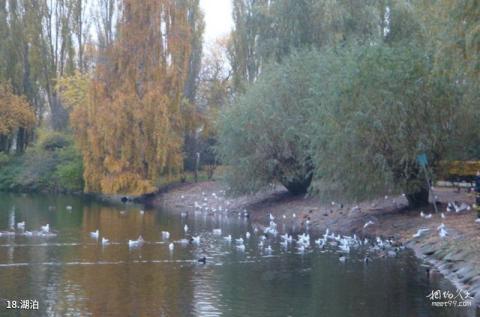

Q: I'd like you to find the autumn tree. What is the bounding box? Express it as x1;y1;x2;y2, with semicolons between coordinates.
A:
0;82;35;153
70;0;201;195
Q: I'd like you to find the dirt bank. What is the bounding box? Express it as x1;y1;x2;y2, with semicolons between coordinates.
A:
153;181;480;307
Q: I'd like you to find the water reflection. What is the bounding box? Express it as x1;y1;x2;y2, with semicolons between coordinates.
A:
0;193;477;317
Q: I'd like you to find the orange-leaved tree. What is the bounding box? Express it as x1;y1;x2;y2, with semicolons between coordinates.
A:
0;82;35;153
69;0;198;195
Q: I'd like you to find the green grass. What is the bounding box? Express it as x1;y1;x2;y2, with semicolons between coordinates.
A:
0;131;84;193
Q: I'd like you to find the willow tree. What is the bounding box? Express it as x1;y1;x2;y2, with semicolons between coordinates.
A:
217;50;316;195
308;44;466;207
70;0;199;195
229;0;384;92
416;0;480;159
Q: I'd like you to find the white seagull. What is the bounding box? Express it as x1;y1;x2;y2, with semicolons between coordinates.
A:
363;221;374;229
412;228;430;238
439;228;448;238
90;230;99;240
41;224;50;233
128;236;144;247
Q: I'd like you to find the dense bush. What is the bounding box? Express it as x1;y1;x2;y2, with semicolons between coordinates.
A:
308;43;468;206
40;131;71;151
217;50;317;195
0;131;84;193
218;44;473;206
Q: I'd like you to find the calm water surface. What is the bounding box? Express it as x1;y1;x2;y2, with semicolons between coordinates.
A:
0;193;477;317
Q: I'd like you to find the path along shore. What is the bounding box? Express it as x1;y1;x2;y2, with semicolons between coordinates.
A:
152;180;480;307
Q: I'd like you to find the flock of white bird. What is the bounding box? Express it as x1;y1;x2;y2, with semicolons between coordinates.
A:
2;193;480;265
0;219;57;238
410;200;480;240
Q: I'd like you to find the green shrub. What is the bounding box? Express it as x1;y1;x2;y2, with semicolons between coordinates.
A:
0;156;22;191
217;50;317;195
308;43;468;207
53;147;84;192
0;131;84;193
0;152;10;167
38;130;71;151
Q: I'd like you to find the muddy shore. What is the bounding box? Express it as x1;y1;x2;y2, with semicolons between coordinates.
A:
152;180;480;307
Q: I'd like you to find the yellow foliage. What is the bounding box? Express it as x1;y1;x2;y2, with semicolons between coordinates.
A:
438;161;480;179
100;172;156;196
0;82;35;135
70;0;195;195
57;71;90;111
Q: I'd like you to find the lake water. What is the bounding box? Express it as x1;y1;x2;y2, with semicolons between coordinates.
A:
0;193;477;317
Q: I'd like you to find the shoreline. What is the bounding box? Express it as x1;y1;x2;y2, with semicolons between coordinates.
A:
153;180;480;308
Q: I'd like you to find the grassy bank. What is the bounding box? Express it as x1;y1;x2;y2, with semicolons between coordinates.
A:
0;130;223;197
0;130;84;193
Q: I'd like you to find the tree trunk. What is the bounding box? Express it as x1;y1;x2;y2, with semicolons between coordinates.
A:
281;172;313;195
49;93;69;130
194;152;200;182
282;180;311;195
406;185;430;208
278;157;314;195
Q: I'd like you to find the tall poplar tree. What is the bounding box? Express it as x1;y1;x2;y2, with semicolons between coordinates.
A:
70;0;202;195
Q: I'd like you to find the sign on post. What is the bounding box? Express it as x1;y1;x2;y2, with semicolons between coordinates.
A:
417;153;438;213
416;154;428;168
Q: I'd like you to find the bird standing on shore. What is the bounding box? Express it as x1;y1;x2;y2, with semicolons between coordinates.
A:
363;221;374;229
439;227;448;238
413;228;429;238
